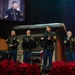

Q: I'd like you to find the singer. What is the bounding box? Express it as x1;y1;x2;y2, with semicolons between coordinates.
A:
6;30;19;62
22;30;34;63
41;26;56;70
64;31;75;62
4;1;23;21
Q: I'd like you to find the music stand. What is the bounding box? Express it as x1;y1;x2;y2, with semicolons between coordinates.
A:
22;41;36;64
22;41;36;49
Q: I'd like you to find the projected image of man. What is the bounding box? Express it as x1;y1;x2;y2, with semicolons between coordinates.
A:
4;1;23;21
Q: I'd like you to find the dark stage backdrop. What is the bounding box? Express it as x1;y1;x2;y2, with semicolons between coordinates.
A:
0;0;75;38
25;0;75;35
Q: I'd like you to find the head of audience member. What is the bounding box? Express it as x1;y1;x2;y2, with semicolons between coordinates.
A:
11;30;16;36
26;30;31;36
67;31;72;37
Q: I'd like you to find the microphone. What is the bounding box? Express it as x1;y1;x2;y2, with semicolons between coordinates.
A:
67;36;71;41
4;14;8;19
16;8;20;11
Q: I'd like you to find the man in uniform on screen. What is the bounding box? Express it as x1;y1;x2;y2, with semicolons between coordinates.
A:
4;1;23;21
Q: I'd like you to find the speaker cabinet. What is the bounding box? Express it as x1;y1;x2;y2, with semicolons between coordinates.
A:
0;51;9;61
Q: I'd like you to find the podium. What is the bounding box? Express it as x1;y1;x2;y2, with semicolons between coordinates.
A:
0;38;9;61
0;38;8;51
13;23;67;61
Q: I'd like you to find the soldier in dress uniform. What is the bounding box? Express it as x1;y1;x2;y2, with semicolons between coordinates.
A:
41;26;56;70
6;30;19;62
4;1;23;21
64;31;75;62
22;30;34;63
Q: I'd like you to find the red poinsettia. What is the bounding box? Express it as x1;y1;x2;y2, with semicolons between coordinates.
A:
0;60;40;75
49;61;75;75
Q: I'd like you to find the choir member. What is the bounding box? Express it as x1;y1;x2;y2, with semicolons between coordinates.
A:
41;26;56;70
22;30;34;63
64;31;75;62
6;30;19;62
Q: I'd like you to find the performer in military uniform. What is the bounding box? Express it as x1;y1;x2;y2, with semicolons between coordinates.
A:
22;30;34;63
4;1;23;21
41;26;56;70
6;30;19;62
64;31;75;62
